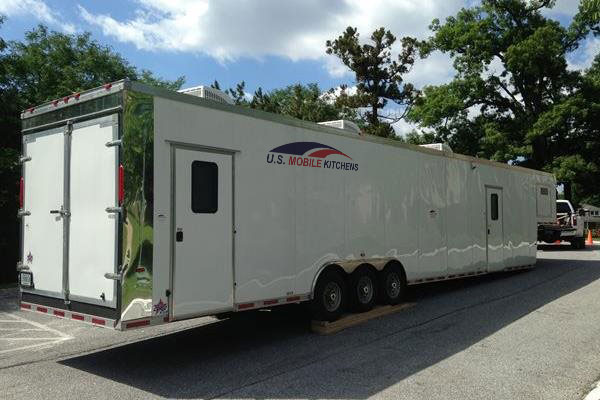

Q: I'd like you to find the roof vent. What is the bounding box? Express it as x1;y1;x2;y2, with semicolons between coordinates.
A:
419;143;453;153
178;85;233;105
317;119;361;135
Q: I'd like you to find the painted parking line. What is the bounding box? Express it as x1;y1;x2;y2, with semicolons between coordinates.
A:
0;312;73;355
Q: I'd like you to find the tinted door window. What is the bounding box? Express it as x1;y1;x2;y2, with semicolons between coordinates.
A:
191;161;218;213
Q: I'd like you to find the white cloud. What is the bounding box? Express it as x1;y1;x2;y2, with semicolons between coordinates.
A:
392;118;418;137
568;36;600;71
406;51;456;88
543;0;581;18
0;0;75;33
77;0;464;83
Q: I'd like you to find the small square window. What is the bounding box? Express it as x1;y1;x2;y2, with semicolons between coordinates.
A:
491;193;499;221
191;161;218;213
540;187;548;195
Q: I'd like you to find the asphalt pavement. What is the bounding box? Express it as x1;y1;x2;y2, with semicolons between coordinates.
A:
1;243;600;399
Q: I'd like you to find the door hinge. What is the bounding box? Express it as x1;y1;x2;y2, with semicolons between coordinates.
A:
104;272;122;281
105;206;122;213
17;209;31;218
105;139;122;147
19;156;32;163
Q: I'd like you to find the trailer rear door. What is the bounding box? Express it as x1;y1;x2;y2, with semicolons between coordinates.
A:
21;127;65;297
68;116;119;307
21;114;120;308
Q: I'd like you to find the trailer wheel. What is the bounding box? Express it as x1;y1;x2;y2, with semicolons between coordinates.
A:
312;269;346;321
379;264;406;305
349;268;378;312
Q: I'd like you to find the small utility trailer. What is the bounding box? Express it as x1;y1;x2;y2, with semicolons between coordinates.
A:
17;80;556;329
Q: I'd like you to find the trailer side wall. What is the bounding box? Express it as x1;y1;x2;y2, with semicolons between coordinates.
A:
148;92;554;317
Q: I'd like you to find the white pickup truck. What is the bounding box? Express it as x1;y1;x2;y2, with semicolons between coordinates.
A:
538;199;586;249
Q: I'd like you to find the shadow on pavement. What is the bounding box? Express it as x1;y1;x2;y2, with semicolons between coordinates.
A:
60;256;600;399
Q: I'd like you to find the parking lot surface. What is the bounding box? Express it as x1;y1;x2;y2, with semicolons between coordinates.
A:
1;244;600;399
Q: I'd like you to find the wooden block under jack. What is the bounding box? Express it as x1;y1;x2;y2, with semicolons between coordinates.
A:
311;302;416;335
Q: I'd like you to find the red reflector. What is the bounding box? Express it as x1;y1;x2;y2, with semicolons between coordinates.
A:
19;177;24;209
63;96;70;103
135;267;145;273
74;93;80;100
238;303;254;310
36;306;48;313
263;299;279;305
53;310;65;317
126;319;150;329
20;303;31;309
104;83;112;90
92;318;106;326
52;100;59;107
28;107;34;113
286;296;301;302
72;314;84;321
118;164;124;205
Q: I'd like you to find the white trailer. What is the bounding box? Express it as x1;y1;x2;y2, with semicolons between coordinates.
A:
17;80;556;329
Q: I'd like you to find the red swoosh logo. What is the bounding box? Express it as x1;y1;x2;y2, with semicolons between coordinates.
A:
308;149;352;159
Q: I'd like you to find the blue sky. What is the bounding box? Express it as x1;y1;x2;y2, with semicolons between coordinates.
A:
1;0;596;133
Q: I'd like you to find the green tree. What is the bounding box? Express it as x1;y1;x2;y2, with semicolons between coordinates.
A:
531;54;600;205
219;81;357;123
326;27;419;137
407;0;599;203
254;83;357;123
227;81;248;105
0;24;182;282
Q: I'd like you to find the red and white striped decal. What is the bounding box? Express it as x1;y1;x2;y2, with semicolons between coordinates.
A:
235;293;310;311
20;301;116;329
119;316;171;331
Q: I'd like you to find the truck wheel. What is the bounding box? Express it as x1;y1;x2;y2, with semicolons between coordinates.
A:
349;268;378;313
312;270;346;321
379;265;406;305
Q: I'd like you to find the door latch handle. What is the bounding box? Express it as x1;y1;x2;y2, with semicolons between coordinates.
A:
487;228;490;234
50;206;70;217
176;230;183;242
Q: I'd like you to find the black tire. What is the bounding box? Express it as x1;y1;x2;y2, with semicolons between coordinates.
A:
349;267;378;312
378;264;406;305
311;269;347;321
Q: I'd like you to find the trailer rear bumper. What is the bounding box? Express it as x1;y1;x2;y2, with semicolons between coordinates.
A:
20;301;117;329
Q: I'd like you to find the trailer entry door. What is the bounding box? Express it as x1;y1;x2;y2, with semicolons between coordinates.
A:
486;187;504;271
173;148;233;319
21;115;119;308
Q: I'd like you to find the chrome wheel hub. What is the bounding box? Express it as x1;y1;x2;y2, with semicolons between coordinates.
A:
323;281;342;312
357;276;374;304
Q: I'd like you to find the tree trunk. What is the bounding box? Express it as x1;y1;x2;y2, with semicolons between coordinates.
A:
563;181;572;202
531;136;547;170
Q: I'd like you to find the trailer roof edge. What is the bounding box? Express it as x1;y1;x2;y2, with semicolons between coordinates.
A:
22;79;553;178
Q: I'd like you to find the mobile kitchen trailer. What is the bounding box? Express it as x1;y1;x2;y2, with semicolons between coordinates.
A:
17;80;557;329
